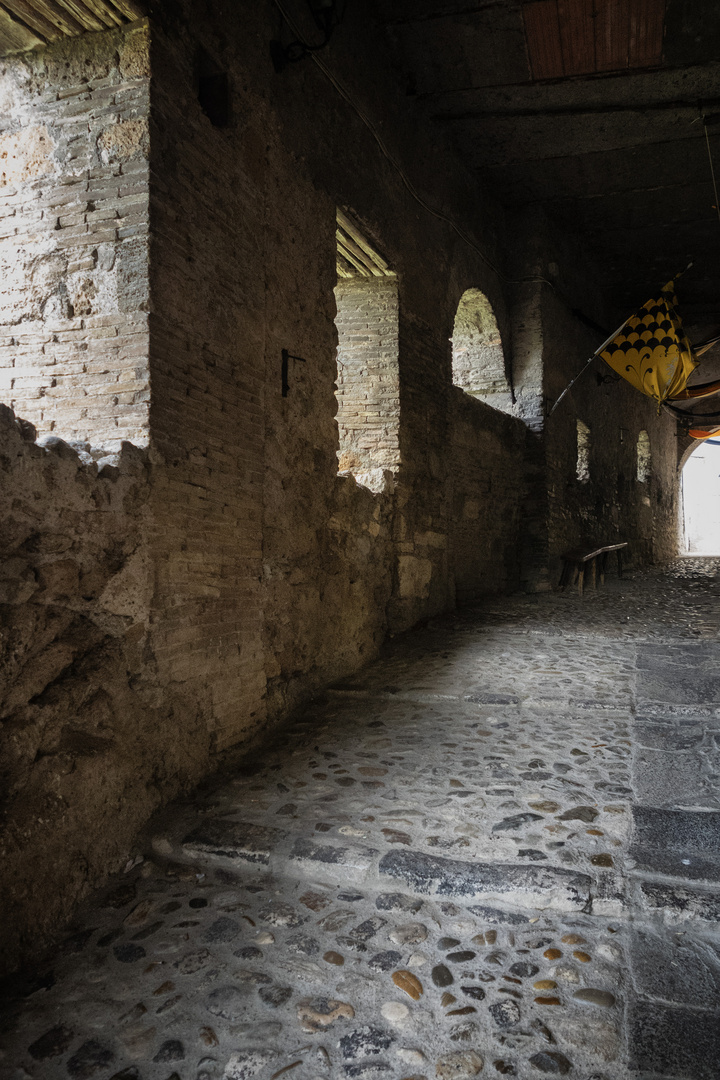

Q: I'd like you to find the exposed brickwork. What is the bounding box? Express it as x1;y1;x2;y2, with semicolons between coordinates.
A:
148;26;267;752
542;260;679;576
452;287;512;412
503;211;681;586
0;26;150;449
335;276;400;474
380;303;446;630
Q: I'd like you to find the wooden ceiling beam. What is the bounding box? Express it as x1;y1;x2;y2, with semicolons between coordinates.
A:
106;0;145;20
0;5;47;49
0;0;147;54
2;0;56;39
52;0;108;32
79;0;124;27
22;0;85;35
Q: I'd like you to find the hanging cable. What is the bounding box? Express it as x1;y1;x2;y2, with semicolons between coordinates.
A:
663;401;720;419
271;0;556;294
271;0;347;71
702;112;720;228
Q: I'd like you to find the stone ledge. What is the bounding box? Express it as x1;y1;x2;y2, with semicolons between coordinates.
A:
379;849;593;910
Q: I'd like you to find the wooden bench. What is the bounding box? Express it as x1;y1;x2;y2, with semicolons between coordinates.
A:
559;543;628;596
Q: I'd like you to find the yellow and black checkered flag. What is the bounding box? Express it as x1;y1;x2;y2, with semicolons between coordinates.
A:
600;281;697;405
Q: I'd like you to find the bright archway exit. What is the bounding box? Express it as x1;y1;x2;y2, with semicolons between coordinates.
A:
682;440;720;554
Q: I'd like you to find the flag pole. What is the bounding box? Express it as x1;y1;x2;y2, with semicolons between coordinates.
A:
547;315;633;417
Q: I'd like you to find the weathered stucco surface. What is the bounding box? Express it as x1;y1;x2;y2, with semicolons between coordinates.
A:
0;3;684;975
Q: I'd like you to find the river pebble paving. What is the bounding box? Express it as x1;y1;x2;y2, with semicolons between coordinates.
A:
2;559;720;1080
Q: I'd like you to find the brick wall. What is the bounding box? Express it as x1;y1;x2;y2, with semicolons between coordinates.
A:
148;26;267;752
452;287;513;413
335;276;400;475
0;26;150;449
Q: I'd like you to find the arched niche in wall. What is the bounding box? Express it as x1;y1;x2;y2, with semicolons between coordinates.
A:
334;210;399;493
576;420;591;483
451;288;513;413
636;430;651;483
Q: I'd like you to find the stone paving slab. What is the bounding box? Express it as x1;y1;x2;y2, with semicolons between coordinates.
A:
378;850;593;909
628;1000;720;1080
1;559;720;1080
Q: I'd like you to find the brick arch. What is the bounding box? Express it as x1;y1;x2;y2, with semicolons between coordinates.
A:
679;433;709;470
451;288;513;413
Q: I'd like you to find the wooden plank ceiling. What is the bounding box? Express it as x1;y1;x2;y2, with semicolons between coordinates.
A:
523;0;667;80
374;0;720;316
336;210;395;280
0;0;146;55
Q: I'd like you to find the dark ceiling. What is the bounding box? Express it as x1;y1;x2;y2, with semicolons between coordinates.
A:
376;0;720;345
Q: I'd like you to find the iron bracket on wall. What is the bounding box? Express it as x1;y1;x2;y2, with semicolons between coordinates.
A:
281;349;307;397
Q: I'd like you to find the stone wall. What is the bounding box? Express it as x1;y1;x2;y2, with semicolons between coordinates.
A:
0;404;158;971
543;278;679;579
0;25;150;449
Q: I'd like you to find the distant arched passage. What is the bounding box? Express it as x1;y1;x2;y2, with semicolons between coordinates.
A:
681;438;720;554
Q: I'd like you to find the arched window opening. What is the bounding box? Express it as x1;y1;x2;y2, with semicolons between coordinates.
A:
334;210;399;491
681;440;720;554
451;289;511;412
576;420;591;482
636;430;651;483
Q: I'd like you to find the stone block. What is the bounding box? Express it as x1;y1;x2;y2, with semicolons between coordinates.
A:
632;806;720;854
379;849;592;908
629;928;720;1008
629;1000;720;1079
636;665;720;706
639;880;720;920
633;720;705;750
633;747;719;810
182;820;284;864
289;837;378;875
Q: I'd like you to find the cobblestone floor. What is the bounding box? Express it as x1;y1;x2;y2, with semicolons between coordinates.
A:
2;559;720;1080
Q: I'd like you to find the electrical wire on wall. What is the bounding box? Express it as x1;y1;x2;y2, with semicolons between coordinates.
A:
269;0;564;409
270;0;556;298
696;109;720;228
271;0;348;71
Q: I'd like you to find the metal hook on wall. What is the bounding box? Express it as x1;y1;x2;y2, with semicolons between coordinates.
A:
281;349;307;397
